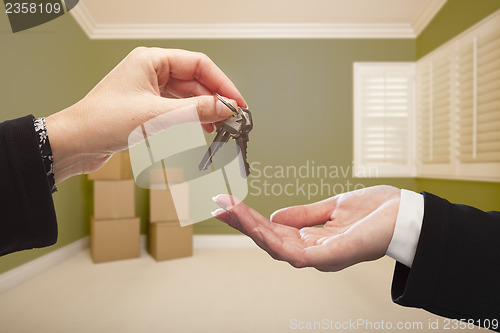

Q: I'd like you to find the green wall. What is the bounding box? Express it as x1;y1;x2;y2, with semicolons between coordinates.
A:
417;0;500;59
417;179;500;212
0;14;94;273
416;0;500;212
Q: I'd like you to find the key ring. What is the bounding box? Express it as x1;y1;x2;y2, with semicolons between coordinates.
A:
214;93;238;116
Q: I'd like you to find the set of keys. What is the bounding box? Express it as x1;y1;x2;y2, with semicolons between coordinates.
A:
198;93;253;178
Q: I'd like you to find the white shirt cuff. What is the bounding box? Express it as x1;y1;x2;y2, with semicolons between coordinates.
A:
386;189;424;268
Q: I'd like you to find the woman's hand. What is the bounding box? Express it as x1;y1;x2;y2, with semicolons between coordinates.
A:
212;185;400;272
46;47;245;183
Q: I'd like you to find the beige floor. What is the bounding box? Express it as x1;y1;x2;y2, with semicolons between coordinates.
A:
0;248;481;333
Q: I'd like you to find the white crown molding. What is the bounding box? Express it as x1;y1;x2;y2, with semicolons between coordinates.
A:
411;0;447;37
70;2;416;39
68;1;95;38
84;23;416;39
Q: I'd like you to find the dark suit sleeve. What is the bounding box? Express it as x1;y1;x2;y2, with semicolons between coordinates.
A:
0;115;58;257
391;192;500;331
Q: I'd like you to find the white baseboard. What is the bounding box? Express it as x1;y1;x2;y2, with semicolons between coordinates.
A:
0;234;254;294
0;237;89;294
140;234;256;249
194;235;257;248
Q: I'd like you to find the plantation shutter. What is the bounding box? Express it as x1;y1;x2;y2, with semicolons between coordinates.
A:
454;13;500;180
354;12;500;181
417;46;453;178
353;63;415;177
457;20;500;163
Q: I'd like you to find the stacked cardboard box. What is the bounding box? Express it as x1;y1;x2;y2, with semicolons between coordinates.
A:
148;168;193;261
89;151;140;263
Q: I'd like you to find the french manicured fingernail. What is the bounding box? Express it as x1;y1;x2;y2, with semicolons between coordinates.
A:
269;208;286;222
211;208;226;217
269;211;278;222
216;99;237;117
212;195;232;211
253;228;264;242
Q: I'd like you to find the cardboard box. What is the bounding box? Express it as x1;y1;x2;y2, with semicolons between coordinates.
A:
150;183;189;222
88;151;132;180
148;221;193;261
90;217;140;263
149;167;184;185
94;179;135;219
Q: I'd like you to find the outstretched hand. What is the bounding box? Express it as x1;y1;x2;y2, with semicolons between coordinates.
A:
212;185;400;272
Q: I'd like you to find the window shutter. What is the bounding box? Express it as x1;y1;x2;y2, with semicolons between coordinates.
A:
417;48;453;166
353;63;415;177
416;59;432;164
456;33;475;163
417;11;500;181
354;11;500;181
455;13;500;181
457;20;500;163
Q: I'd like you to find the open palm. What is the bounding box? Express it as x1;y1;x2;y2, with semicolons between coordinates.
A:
213;185;400;272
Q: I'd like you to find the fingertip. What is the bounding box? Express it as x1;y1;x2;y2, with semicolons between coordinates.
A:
211;208;233;224
269;207;289;222
212;194;231;211
212;194;242;210
196;95;229;124
269;210;279;222
211;208;226;217
215;99;236;118
237;97;248;109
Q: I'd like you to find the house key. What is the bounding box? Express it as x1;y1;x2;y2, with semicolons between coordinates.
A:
198;93;253;178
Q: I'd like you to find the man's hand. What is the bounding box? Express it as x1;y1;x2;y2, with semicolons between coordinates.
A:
212;185;400;272
46;47;245;183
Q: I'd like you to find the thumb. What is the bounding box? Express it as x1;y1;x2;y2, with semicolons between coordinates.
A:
157;95;237;124
198;95;238;123
130;95;238;146
270;197;337;229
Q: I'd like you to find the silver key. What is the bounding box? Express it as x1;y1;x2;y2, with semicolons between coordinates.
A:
198;126;231;171
235;108;252;177
198;94;253;178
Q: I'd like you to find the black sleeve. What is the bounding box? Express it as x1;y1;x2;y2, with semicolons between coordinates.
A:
0;115;58;257
391;192;500;331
